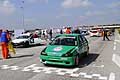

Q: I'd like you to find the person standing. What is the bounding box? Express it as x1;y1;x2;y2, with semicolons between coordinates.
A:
49;29;53;40
60;29;63;34
7;30;15;56
0;30;2;50
65;28;71;34
1;30;9;59
103;29;110;41
73;28;80;34
43;30;45;38
0;29;2;42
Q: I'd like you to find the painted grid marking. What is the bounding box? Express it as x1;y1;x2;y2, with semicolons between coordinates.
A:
112;54;120;68
109;72;115;80
0;64;108;80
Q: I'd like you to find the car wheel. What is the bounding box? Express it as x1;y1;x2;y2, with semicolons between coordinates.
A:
25;42;29;47
43;63;48;66
42;61;48;66
75;55;80;66
85;47;89;56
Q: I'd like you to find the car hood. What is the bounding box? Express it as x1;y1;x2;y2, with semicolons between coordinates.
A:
12;39;28;43
45;45;76;56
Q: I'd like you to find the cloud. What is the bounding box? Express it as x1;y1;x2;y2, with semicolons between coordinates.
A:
24;18;36;23
108;2;120;8
27;0;48;4
56;13;70;18
62;0;91;8
85;11;106;16
79;15;86;19
0;0;15;15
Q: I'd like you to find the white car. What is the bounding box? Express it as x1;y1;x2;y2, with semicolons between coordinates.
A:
89;30;100;37
12;33;46;47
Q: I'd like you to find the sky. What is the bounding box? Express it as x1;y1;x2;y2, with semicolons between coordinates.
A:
0;0;120;29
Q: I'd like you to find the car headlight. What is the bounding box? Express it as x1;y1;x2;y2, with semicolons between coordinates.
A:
62;50;73;57
41;52;47;55
64;53;72;57
40;47;47;55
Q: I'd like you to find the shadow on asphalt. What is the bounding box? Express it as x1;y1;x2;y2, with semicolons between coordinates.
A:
8;54;34;59
0;54;34;60
14;44;46;48
0;58;3;60
43;53;99;69
78;53;99;68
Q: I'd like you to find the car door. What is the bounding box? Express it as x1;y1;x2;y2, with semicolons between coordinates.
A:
29;36;34;45
34;37;41;44
81;35;88;52
78;35;84;55
31;34;40;45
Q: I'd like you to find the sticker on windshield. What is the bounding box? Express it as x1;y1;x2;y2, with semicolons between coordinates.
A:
53;46;63;51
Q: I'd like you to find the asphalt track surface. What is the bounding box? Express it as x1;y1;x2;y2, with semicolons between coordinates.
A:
0;31;120;80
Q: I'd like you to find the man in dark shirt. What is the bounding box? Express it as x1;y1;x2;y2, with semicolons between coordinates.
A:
73;28;81;34
49;29;53;40
103;29;110;41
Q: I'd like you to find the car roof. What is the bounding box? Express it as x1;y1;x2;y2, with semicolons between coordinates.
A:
56;34;82;37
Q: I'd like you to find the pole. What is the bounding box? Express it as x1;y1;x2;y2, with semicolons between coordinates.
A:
21;0;24;28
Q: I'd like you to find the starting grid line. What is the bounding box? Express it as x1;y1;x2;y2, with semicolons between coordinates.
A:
0;64;108;80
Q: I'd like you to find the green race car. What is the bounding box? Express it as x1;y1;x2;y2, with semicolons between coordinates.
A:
40;34;89;66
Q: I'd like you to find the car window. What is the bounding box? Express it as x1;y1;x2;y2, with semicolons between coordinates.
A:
50;36;77;46
16;35;29;39
90;30;97;33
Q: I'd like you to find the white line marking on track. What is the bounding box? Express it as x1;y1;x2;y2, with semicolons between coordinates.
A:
115;40;120;43
22;64;37;71
92;64;104;68
1;65;10;69
114;41;116;45
0;64;108;79
57;72;66;75
10;66;20;70
112;54;120;68
70;73;80;77
109;72;115;80
79;72;86;75
113;45;116;51
32;67;43;73
84;75;93;78
99;76;108;80
92;74;100;77
44;71;52;74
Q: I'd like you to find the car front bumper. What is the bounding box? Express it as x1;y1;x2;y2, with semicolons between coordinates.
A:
40;55;75;66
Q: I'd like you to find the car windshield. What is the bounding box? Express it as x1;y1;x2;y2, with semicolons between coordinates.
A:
50;36;77;46
16;35;30;39
90;30;97;33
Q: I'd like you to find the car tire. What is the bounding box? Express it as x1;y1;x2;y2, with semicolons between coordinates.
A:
25;42;29;47
84;47;89;56
75;54;80;67
43;63;48;66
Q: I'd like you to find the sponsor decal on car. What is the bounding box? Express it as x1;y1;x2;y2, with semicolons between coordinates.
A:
53;46;63;51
